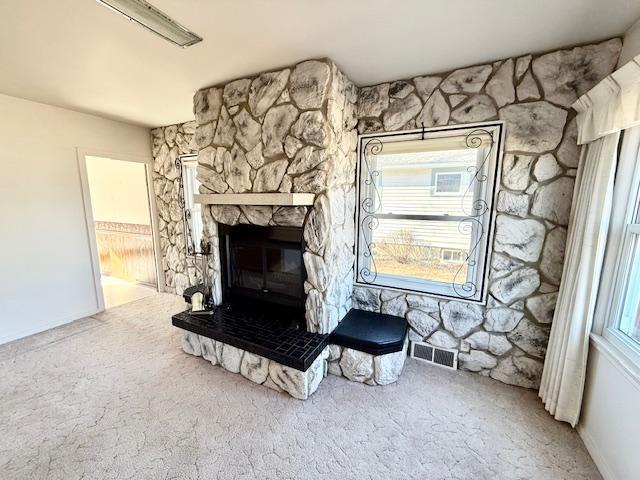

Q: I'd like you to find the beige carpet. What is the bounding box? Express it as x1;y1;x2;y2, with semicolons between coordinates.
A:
0;293;600;480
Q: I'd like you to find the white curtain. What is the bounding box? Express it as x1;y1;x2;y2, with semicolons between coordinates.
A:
539;54;640;426
539;133;619;426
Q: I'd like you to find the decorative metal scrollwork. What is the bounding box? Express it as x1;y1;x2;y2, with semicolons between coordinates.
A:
357;126;497;300
452;217;484;298
461;129;493;218
175;157;197;256
451;129;495;298
358;138;385;284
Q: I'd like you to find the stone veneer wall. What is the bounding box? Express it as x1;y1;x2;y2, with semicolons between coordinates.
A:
345;39;621;388
180;329;329;400
151;121;200;294
154;39;622;390
192;59;359;334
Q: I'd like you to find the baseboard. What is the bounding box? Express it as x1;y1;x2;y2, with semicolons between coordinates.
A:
0;307;101;345
577;423;618;480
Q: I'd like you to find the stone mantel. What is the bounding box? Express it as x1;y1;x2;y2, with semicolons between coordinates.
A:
194;192;315;206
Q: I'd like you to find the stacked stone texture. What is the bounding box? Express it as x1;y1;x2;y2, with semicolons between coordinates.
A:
154;39;622;391
345;39;621;388
192;59;359;334
151;121;199;294
180;330;329;400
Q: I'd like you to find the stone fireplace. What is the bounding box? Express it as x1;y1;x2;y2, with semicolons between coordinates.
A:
170;58;406;399
155;39;622;396
193;58;359;335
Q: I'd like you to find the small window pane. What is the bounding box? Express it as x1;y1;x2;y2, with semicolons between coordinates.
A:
181;158;203;253
620;237;640;345
436;173;462;193
442;249;466;263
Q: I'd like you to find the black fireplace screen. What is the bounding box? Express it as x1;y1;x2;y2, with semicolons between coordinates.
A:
219;225;306;309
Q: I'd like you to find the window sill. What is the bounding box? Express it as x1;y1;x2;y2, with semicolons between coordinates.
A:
353;280;486;306
589;333;640;390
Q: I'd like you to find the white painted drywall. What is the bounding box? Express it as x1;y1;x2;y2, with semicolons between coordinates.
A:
0;93;151;344
85;156;151;225
579;340;640;480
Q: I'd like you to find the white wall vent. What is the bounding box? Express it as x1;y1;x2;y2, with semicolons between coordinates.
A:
410;341;458;370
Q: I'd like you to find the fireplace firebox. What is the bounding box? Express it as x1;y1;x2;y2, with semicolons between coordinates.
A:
218;224;307;329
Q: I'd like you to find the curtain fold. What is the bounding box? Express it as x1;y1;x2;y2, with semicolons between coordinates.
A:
539;133;620;426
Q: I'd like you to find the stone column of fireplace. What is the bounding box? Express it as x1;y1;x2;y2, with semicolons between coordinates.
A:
193;59;358;334
150;121;199;294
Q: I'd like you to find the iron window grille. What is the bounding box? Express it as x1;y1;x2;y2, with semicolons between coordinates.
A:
355;122;504;303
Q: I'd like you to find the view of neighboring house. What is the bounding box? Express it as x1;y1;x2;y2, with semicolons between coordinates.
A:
370;147;480;285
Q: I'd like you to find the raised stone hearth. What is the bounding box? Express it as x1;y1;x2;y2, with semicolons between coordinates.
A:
175;305;411;398
179;329;329;400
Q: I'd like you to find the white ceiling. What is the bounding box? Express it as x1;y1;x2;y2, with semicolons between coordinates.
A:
1;0;639;128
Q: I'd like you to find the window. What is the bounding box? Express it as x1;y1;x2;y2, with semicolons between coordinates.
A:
619;226;640;345
355;123;503;303
435;172;463;194
178;155;203;255
441;249;466;263
599;128;640;365
607;179;640;349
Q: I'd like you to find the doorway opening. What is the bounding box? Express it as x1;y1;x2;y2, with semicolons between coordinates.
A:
84;155;159;308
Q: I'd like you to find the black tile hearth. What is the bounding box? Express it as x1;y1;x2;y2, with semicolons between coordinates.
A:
172;303;328;371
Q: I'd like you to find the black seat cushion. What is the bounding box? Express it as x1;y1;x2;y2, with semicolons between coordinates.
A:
329;309;408;356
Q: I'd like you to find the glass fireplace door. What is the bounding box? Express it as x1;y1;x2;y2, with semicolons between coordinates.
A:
231;244;264;291
266;247;303;296
229;242;304;300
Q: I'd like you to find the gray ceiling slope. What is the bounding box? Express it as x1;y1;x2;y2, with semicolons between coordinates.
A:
1;0;638;127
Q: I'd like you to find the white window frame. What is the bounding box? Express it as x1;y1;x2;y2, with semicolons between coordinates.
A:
434;171;464;195
354;122;504;304
597;128;640;370
178;154;203;257
603;193;640;360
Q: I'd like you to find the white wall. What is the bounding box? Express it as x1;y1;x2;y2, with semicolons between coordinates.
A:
85;156;151;225
577;21;640;479
618;18;640;66
579;340;640;480
0;94;151;344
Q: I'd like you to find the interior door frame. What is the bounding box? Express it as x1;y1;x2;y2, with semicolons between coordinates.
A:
76;148;165;312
